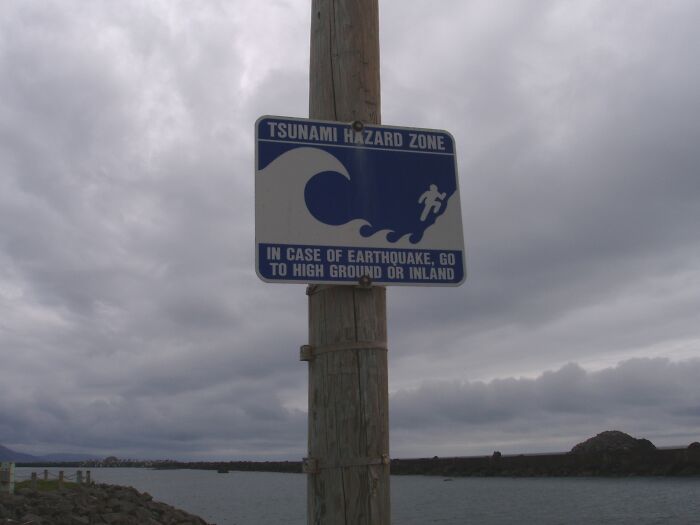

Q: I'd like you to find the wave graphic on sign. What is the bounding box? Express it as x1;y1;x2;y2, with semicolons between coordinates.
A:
256;147;460;249
304;168;451;244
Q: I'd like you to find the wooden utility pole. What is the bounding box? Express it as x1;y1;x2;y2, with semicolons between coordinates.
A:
304;1;389;524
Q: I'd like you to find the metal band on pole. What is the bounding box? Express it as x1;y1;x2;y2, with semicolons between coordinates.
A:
303;455;391;474
300;342;388;361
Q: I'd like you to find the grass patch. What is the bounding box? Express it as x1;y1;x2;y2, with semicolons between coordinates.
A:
15;479;77;491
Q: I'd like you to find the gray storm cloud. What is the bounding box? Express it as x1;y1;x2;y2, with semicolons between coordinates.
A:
1;0;699;459
391;358;700;457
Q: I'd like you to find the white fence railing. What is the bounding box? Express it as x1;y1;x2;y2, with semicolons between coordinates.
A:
1;463;93;495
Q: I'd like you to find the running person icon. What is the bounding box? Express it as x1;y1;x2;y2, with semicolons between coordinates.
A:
418;184;447;222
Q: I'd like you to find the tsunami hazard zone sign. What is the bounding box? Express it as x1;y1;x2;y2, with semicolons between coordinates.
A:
255;115;466;286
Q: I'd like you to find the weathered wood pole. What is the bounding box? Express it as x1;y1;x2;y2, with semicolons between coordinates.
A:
305;1;389;524
77;470;83;485
43;469;48;481
31;472;37;489
58;470;64;489
86;470;92;484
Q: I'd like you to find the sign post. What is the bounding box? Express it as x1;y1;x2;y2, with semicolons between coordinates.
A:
307;2;387;523
254;1;465;523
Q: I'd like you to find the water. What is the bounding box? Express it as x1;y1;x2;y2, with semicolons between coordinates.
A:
15;467;700;524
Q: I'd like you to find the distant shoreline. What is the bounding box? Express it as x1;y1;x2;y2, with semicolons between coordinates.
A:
16;446;700;477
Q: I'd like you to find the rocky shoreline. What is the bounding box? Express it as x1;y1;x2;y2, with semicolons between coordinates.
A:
148;431;700;478
391;432;700;477
10;431;700;481
0;483;211;525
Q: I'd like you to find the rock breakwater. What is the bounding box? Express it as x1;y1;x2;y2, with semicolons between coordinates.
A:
0;482;211;524
391;432;700;477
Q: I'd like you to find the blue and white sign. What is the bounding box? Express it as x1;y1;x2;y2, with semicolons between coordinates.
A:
255;116;466;286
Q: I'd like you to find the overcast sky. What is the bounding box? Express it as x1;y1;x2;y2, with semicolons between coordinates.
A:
1;0;699;461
